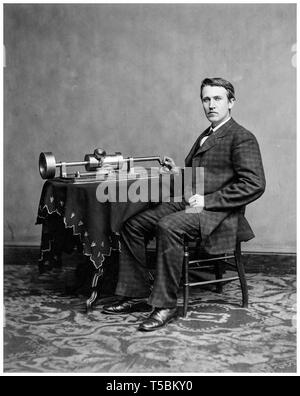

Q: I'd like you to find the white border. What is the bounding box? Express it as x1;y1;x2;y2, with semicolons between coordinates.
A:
1;0;298;377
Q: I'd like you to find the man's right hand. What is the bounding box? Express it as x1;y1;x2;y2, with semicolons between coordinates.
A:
162;156;177;171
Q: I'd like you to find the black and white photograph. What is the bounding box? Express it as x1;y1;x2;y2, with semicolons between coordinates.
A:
2;1;297;377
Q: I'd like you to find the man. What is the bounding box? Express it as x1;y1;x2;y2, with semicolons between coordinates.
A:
102;77;265;331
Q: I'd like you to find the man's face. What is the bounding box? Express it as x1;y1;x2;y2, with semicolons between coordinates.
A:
201;85;235;127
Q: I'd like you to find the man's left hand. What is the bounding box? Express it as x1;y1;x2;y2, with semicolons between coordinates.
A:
188;194;204;212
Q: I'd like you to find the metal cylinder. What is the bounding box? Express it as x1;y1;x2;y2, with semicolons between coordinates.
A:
39;152;56;179
102;154;124;169
84;154;101;171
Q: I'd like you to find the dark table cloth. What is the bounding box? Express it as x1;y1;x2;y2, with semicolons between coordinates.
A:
36;172;182;270
36;179;156;269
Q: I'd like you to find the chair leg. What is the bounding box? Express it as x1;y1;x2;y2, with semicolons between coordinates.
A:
215;262;223;293
183;242;189;317
235;242;248;308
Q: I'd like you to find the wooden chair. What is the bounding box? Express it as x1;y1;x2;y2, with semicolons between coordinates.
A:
182;238;248;317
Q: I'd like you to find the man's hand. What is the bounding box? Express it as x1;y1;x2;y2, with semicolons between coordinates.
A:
160;156;179;173
187;194;204;213
163;156;177;170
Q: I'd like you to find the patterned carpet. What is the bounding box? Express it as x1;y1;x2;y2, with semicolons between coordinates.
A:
4;263;297;373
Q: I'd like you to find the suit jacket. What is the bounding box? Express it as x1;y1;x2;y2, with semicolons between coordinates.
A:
185;118;266;254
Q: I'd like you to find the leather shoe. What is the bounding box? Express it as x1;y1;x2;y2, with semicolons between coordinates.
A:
138;307;178;331
102;298;152;315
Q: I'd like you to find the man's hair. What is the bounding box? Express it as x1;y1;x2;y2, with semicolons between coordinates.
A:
200;77;235;101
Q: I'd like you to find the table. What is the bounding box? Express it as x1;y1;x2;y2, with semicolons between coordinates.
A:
36;170;182;310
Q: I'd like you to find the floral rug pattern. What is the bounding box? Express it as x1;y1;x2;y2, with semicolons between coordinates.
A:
4;264;296;373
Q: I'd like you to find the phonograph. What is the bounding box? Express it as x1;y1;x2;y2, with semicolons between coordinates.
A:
39;148;174;183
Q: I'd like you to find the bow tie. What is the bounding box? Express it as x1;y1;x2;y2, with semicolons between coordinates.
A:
202;127;214;139
199;127;214;147
206;127;214;136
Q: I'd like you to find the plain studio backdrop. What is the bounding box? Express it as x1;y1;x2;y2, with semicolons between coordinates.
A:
3;3;296;254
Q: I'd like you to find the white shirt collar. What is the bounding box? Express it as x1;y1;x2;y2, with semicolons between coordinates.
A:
211;116;231;132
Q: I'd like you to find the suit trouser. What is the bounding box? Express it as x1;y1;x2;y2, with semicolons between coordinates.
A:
115;201;202;308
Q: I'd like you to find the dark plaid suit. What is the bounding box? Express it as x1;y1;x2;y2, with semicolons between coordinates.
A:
115;118;266;308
